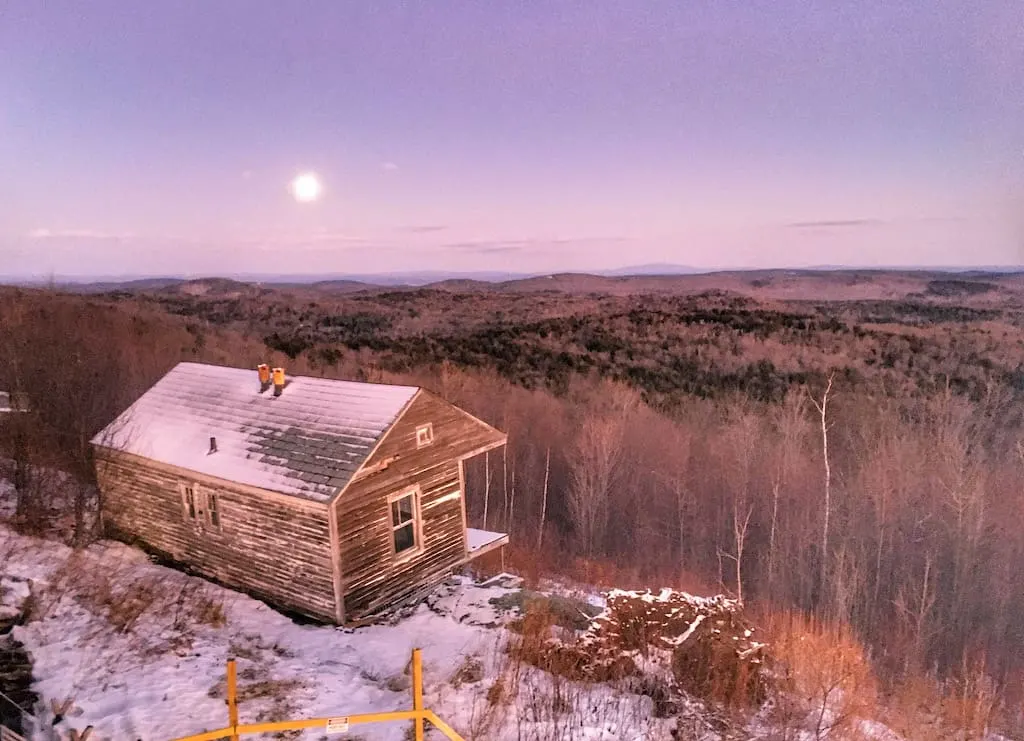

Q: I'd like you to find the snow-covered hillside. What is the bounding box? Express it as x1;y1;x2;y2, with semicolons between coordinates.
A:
1;522;684;741
0;503;1013;741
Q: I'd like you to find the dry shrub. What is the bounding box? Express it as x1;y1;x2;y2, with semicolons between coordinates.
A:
486;678;506;706
208;665;308;741
940;660;999;740
450;655;485;688
502;542;715;598
495;589;601;632
671;627;765;709
34;552;226;653
886;658;1004;741
509;600;636;682
236;677;305;703
765;611;877;740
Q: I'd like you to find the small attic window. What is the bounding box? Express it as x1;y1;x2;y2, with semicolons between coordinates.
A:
415;423;434;448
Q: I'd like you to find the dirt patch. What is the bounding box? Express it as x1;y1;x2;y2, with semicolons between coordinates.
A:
493;589;602;631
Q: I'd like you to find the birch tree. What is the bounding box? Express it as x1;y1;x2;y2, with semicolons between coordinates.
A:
808;373;836;591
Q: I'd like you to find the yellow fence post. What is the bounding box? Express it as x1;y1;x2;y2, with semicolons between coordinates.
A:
226;659;239;741
412;648;424;741
166;649;469;741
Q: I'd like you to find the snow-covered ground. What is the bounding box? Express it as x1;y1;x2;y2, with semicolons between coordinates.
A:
1;488;1013;741
0;522;682;741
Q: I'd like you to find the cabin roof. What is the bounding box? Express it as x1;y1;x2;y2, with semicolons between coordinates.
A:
92;362;419;502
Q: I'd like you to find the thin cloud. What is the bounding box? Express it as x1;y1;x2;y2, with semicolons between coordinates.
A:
784;219;885;230
27;228;135;240
442;236;629;255
473;245;524;255
381;161;399;171
306;232;369;244
443;240;531;253
402;225;448;234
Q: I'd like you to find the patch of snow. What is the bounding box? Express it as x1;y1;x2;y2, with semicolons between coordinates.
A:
858;719;906;740
466;527;506;553
662;613;706;647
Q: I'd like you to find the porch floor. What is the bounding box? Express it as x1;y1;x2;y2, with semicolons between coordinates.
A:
466;528;509;559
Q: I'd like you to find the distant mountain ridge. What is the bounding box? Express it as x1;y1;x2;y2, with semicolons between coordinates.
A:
5;263;1020;291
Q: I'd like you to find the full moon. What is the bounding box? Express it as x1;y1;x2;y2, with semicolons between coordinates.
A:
290;172;322;203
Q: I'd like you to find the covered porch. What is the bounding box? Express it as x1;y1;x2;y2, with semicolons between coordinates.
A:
459;442;509;567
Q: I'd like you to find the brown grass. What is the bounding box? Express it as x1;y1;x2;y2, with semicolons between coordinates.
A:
763;611;877;740
30;552;226;656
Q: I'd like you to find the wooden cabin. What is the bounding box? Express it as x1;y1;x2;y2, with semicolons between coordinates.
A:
91;361;508;624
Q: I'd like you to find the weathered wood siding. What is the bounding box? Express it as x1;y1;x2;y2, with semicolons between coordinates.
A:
335;390;505;619
94;449;337;622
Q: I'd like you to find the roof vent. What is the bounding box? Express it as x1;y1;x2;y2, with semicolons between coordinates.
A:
209;436;218;454
258;363;271;393
272;367;285;397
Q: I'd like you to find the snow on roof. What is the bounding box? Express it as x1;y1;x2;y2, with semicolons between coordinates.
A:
92;362;419;502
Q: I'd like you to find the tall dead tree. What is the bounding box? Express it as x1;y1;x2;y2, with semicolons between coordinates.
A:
536;446;550;550
483;450;491;529
502;440;509;529
809;373;836;592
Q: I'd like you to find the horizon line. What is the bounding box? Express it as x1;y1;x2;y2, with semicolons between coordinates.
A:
2;263;1023;286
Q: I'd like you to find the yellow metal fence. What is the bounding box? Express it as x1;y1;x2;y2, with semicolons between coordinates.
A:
170;648;464;741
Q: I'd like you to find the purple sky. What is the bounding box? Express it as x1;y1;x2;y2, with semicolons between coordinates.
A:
2;1;1022;278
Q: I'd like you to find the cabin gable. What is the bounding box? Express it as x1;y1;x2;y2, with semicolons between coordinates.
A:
332;389;505;620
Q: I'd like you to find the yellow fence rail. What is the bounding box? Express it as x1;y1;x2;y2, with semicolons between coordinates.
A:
170;648;464;741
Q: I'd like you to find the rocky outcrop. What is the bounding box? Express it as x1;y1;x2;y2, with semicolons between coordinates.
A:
512;588;770;708
0;577;37;737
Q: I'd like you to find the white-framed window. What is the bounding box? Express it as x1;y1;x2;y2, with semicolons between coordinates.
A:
415;423;434;448
388;488;421;557
206;491;221;531
181;483;198;521
180;482;223;532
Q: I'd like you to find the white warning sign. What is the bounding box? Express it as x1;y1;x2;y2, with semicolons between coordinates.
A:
325;716;350;734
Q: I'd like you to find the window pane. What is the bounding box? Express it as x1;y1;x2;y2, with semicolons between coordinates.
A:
416;425;433;446
209;494;219;527
393;522;415;553
397;495;413;523
392;494;414;525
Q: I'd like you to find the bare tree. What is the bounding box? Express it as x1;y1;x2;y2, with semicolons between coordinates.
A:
808;373;836;590
483;450;491;529
502;438;510;529
567;415;622;557
536;446;550;550
768;391;807;586
718;504;753;604
894;553;937;672
718;407;758;603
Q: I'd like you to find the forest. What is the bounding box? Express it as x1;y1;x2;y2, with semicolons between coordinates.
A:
2;272;1024;732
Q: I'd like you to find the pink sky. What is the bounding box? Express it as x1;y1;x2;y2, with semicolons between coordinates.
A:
1;1;1022;277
